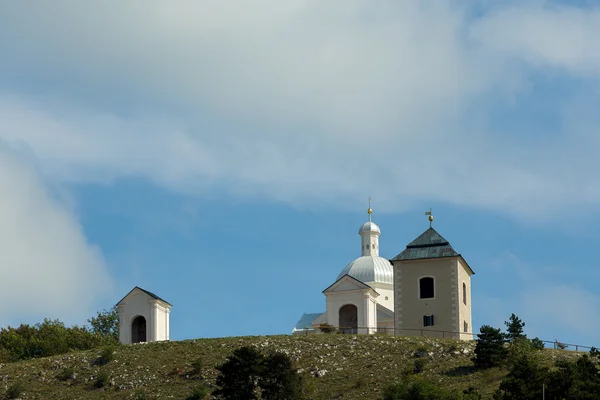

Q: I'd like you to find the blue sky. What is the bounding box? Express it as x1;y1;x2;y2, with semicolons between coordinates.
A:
1;1;600;347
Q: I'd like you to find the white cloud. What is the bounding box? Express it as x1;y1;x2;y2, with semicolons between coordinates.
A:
0;2;600;220
474;252;600;346
0;146;113;326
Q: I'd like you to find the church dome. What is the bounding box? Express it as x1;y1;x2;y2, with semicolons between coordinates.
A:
337;256;393;284
359;221;381;234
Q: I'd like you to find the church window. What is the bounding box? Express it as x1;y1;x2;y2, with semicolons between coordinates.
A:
462;283;467;305
419;277;434;299
464;321;468;333
372;244;375;249
423;315;434;327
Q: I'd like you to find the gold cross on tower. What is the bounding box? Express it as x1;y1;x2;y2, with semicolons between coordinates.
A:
425;208;434;228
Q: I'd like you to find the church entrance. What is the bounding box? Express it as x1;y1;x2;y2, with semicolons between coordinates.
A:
131;316;147;343
339;304;358;334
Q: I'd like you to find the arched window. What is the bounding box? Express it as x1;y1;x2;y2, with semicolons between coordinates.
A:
462;283;467;305
419;277;434;299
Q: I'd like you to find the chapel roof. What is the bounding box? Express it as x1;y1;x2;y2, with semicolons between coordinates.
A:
293;313;323;330
116;286;173;307
336;256;393;284
391;227;459;261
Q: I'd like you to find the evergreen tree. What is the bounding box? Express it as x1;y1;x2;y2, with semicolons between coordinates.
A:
214;346;264;400
496;354;547;400
261;351;303;400
214;346;303;400
503;314;526;343
472;325;507;369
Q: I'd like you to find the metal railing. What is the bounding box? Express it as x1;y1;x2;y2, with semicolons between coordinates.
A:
294;325;596;352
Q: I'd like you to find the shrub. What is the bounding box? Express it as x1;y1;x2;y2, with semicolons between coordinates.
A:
190;357;203;375
94;369;111;388
97;345;116;365
413;358;426;374
56;367;75;382
318;324;336;334
134;390;148;400
462;387;483;399
6;382;24;399
187;385;209;400
383;378;457;400
0;317;117;363
530;337;545;350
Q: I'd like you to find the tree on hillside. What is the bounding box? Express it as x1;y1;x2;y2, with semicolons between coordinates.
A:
504;314;525;343
214;346;265;400
214;346;303;400
87;307;119;343
472;325;507;369
495;354;547;399
261;351;303;400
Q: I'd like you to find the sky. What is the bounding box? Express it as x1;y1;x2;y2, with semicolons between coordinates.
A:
1;1;599;347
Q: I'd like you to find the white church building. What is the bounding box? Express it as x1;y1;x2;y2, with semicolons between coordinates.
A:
294;207;474;340
116;286;172;344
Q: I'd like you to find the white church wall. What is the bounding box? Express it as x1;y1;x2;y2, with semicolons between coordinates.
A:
458;258;473;340
117;291;152;344
325;289;379;333
153;301;171;342
369;283;394;311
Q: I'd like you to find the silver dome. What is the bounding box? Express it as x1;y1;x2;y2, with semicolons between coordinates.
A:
336;256;393;284
359;221;381;234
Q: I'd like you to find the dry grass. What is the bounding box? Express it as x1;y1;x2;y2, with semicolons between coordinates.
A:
0;334;584;399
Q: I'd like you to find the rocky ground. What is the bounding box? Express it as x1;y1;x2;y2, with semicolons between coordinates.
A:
0;334;584;399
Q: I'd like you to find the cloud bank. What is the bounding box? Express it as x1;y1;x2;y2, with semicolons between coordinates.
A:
0;146;113;326
1;2;600;219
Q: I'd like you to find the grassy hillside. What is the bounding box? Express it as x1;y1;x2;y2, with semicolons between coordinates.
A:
0;334;584;400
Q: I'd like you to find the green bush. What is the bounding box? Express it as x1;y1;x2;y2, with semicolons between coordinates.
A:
6;382;24;399
318;324;336;334
383;378;458;400
413;358;426;374
0;316;118;363
94;369;111;388
97;345;116;365
187;385;209;400
190;357;203;375
56;367;75;382
530;337;545;351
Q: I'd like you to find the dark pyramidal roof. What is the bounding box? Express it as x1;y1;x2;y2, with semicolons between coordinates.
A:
116;286;172;307
391;227;459;261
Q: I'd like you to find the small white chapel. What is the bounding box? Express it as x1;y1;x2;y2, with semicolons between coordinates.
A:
294;206;475;340
116;286;172;344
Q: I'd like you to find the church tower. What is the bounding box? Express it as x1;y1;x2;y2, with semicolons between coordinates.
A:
390;213;474;340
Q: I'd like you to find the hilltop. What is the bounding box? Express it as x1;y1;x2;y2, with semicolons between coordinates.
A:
0;334;584;400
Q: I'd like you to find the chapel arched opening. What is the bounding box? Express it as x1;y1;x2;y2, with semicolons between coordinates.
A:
339;304;358;334
131;316;147;343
